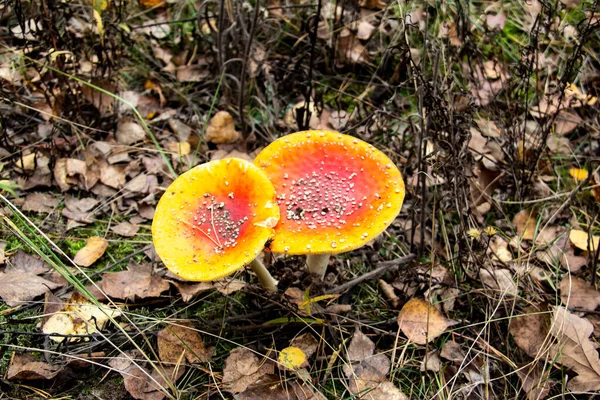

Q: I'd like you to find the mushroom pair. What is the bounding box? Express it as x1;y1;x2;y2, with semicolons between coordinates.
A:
152;130;405;291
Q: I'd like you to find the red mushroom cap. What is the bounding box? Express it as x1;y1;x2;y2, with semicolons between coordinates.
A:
254;130;405;254
152;158;279;281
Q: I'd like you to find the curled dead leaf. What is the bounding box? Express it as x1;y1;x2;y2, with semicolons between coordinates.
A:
73;236;108;267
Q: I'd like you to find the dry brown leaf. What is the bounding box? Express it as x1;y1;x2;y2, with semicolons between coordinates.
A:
176;65;209;83
509;305;549;358
517;363;553;400
101;263;169;301
222;347;275;394
204;111;241;144
22;192;59;214
420;350;441;372
480;268;518;296
475;118;502;137
165;142;191;156
560;276;600;311
100;164;126;189
7;353;61;380
81;80;115;116
336;28;368;65
237;374;326;400
111;221;139;237
290;333;318;360
554;110;582;135
0;272;61;306
116;120;146;145
397;298;452;344
73;236;108;267
513;209;538;240
550;307;600;392
157;321;212;364
109;350;181;400
7;251;51;275
171;278;246;302
440;341;465;362
342;329;407;400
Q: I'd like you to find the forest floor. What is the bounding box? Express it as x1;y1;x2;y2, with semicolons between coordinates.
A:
1;0;600;399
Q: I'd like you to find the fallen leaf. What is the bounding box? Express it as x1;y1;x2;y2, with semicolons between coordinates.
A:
111;221;139;237
157;321;212;363
42;292;121;342
140;0;164;8
480;268;518;297
81;80;116;116
165;142;191;156
73;236;108;267
420;350;441;372
290;333;319;360
100;164;126;189
517;363;553;400
7;353;61;380
347;329;375;362
109;350;180;400
222;347;275;394
397;298;452;344
22;192;59;214
171;278;246;302
237;374;326;399
101;263;169;301
6;251;51;275
440;341;465;362
176;65;209;82
569;168;588;182
509;305;549;358
204;111;241;144
475;118;502;137
550;306;600;391
513;209;538;240
116;120;146;145
343;329;408;400
278;346;307;370
554;110;582;135
560;276;600;311
569;229;600;253
0;272;61;306
141;15;171;39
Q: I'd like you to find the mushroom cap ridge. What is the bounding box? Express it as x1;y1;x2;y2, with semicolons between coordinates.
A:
254;130;405;255
152;158;280;281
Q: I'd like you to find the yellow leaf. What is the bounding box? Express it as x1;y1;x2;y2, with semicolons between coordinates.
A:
92;0;107;12
278;346;306;370
93;9;104;42
569;229;600;254
397;298;452;345
513;210;537;241
73;236;108;266
140;0;164;7
569;168;588;182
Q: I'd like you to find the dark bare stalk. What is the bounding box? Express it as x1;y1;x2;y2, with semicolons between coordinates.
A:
239;0;261;143
301;0;322;130
217;0;226;70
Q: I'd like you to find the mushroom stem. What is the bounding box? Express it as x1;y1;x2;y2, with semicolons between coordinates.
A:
249;258;279;292
306;253;331;278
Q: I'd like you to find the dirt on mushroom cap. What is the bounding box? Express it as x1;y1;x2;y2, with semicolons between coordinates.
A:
152;158;280;281
254;130;405;255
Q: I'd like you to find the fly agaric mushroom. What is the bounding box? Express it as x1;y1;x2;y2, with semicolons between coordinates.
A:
152;158;280;291
254;130;405;278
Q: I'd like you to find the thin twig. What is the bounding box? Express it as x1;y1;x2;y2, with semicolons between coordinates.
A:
325;254;416;294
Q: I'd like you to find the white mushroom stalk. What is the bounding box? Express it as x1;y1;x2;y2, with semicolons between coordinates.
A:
249;258;278;292
306;254;331;278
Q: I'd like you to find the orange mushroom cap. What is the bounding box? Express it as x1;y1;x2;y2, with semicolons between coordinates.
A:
152;158;279;281
254;130;405;255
